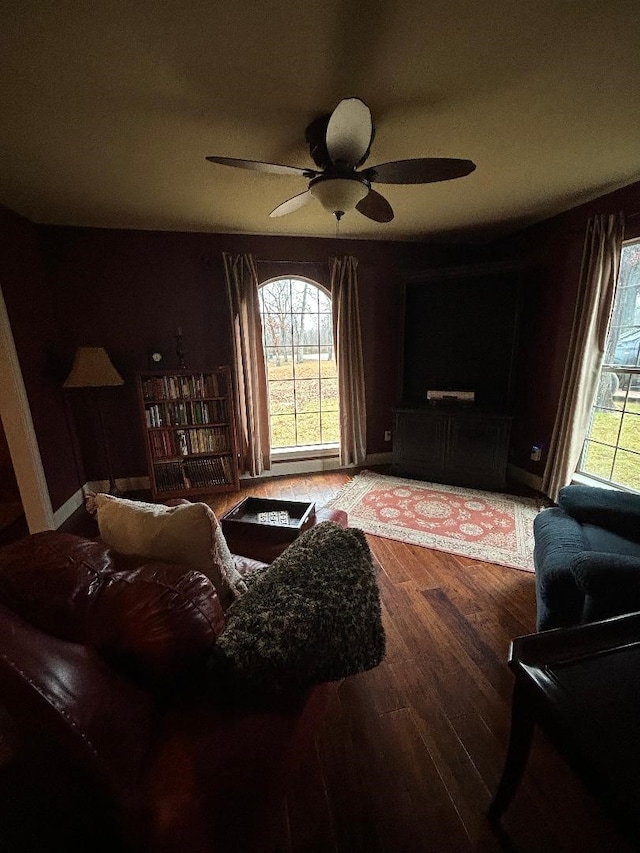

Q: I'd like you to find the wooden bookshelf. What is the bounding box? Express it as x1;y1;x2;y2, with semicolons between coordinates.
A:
136;367;240;499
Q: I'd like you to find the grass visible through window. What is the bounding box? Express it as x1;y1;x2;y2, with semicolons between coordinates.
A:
582;401;640;490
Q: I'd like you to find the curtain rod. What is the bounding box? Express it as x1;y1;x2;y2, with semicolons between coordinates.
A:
256;259;326;265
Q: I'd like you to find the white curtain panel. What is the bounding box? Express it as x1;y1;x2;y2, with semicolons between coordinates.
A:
222;253;271;476
330;255;367;466
542;212;625;501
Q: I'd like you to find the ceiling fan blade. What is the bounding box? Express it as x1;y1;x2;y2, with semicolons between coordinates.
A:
365;158;476;185
269;190;314;218
206;156;317;178
326;98;374;169
356;189;394;223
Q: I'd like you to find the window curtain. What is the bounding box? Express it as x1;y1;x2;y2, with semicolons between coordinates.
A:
222;253;270;476
542;212;625;501
330;255;367;466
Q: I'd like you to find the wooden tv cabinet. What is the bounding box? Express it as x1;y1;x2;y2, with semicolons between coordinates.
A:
391;406;512;490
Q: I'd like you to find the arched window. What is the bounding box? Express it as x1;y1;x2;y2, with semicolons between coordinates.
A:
259;277;338;449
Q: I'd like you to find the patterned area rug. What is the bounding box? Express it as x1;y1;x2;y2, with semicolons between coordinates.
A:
327;470;543;572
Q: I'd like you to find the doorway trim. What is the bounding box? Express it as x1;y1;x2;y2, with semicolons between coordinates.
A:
0;286;54;532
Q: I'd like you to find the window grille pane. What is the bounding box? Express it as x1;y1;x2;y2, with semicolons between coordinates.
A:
296;412;321;445
270;415;297;448
595;370;623;409
321;378;339;411
265;348;294;378
292;347;319;376
581;441;615;481
322;411;340;443
612;449;640;491
320;358;337;378
619;412;640;453
268;381;296;415
628;374;640;399
586;407;622;446
290;279;312;305
318;317;333;346
318;290;331;312
294;379;321;413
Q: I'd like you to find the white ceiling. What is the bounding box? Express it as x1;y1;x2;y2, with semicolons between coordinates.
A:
1;0;639;242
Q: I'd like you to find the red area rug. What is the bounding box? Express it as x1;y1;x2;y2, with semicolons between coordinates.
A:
327;470;543;572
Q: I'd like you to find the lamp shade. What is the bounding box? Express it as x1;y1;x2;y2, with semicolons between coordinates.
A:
63;347;124;388
309;177;369;217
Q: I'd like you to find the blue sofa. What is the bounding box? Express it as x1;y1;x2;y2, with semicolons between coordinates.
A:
534;484;640;630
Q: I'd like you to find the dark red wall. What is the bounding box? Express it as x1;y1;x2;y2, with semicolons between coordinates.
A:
39;226;479;491
493;179;640;477
7;176;640;512
0;207;81;509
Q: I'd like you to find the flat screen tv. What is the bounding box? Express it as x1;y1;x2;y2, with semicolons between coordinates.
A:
401;267;521;412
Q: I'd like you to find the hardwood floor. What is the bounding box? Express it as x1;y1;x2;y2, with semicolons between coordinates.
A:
55;471;632;852
206;471;633;853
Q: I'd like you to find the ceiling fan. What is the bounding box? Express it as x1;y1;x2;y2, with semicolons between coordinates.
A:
206;97;476;223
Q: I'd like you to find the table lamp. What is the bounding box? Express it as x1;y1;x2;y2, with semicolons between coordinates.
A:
63;346;124;495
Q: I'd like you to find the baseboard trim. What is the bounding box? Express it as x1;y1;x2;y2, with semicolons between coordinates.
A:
508;464;544;494
53;487;86;529
240;451;393;481
364;452;393;466
56;456;395;517
86;477;151;494
54;478;153;528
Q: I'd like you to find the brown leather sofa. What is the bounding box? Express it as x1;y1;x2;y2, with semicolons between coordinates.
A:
0;506;347;853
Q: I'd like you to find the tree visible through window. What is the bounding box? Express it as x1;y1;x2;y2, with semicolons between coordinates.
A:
259;277;339;449
580;239;640;489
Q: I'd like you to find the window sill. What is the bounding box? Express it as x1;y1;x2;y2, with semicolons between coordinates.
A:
271;444;339;463
572;472;638;494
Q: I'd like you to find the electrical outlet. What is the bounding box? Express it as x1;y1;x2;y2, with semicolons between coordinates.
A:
384;430;392;442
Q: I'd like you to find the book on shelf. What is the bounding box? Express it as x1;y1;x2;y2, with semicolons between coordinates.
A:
182;455;232;487
141;372;225;402
153;460;187;492
149;428;176;459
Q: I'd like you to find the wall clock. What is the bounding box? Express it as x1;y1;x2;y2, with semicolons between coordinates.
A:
149;350;164;367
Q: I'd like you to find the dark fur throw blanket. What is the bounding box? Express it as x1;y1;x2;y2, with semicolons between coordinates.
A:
210;521;386;692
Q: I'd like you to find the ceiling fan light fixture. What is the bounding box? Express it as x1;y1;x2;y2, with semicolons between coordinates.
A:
309;176;369;218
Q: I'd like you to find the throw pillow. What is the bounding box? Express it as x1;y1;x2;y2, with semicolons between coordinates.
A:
93;494;247;611
210;521;386;692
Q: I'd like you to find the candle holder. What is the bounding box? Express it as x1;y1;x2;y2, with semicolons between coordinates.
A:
175;327;187;370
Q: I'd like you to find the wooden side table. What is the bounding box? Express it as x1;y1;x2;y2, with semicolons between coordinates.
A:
490;612;640;846
220;497;315;560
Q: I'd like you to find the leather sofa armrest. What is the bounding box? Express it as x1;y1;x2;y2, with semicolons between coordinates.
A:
0;603;154;796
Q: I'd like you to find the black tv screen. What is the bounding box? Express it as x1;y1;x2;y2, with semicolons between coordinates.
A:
401;269;520;411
